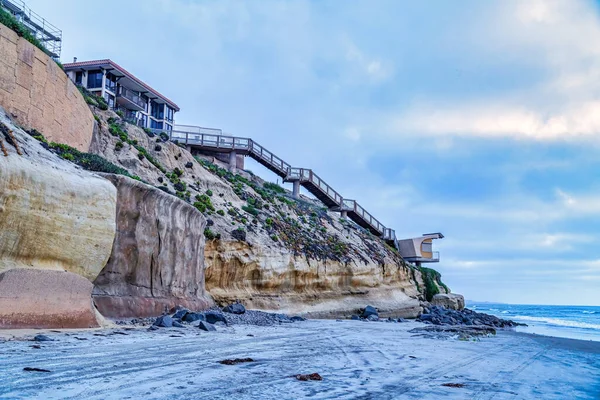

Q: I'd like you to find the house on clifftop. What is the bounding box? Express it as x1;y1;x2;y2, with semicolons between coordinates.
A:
63;59;180;132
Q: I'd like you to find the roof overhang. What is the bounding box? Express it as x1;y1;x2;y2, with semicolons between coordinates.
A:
63;59;180;111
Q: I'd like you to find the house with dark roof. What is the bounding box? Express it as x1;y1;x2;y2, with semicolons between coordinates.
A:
63;59;180;131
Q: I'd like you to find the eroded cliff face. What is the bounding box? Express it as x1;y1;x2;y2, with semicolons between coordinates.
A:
92;174;213;318
205;240;422;318
87;108;436;317
0;108;116;280
0;107;116;328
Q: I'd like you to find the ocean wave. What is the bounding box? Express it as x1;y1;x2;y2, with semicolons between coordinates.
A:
513;316;600;330
501;310;510;314
582;311;597;314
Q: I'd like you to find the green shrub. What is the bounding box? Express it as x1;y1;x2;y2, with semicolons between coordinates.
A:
418;267;449;301
194;202;206;213
115;141;124;151
205;189;213;197
265;217;273;226
217;209;225;216
270;234;278;242
264;182;286;194
194;193;214;212
97;96;109;110
135;145;166;173
242;204;258;216
204;228;216;240
48;141;140;180
116;110;124;118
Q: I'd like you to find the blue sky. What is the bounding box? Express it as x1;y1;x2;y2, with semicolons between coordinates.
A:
29;0;600;305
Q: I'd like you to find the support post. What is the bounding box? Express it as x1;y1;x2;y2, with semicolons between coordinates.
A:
229;150;237;174
292;180;300;198
340;210;348;219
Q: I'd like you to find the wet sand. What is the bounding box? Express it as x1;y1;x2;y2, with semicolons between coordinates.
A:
0;320;599;399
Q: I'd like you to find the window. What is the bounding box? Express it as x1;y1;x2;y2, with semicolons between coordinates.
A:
87;70;103;88
75;71;82;85
150;119;163;129
166;106;174;122
421;241;432;253
150;101;164;120
104;93;115;109
105;72;116;92
165;123;172;131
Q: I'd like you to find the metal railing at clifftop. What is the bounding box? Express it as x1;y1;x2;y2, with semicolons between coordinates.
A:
148;126;401;249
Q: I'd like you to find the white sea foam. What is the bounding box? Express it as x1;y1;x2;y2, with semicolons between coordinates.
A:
582;311;596;314
513;316;600;330
501;310;510;314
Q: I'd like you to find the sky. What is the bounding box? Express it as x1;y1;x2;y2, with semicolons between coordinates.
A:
27;0;600;306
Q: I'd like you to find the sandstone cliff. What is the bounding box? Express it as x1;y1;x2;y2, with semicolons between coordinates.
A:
0;107;115;328
87;108;449;318
93;174;213;318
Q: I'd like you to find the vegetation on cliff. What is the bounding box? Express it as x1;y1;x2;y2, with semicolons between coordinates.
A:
83;107;449;304
26;129;141;181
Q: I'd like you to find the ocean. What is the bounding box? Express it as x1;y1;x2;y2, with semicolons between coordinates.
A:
467;302;600;342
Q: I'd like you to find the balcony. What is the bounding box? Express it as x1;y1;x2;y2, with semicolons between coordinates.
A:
116;86;146;111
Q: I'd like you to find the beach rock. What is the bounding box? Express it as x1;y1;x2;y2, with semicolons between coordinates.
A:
33;335;54;342
92;174;213;318
351;315;360;320
183;312;205;323
366;315;379;321
153;315;174;328
223;302;246;315
431;294;465;311
172;321;185;328
205;311;228;325
361;306;378;319
172;308;190;320
198;321;216;332
290;316;306;322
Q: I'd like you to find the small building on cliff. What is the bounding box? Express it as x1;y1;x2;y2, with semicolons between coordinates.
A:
398;233;444;266
63;59;180;132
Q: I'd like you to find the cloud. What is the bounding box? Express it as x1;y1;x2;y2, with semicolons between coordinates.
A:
390;101;600;141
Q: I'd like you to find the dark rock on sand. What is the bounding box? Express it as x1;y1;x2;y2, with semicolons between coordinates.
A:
183;312;205;323
172;321;185;328
417;306;522;328
33;334;54;342
198;321;216;332
205;311;228;325
172;308;190;320
153;315;174;328
351;315;360;320
290;316;306;322
361;305;378;319
367;315;379;321
223;302;246;315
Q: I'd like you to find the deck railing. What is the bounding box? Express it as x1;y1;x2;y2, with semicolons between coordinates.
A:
156;125;402;247
0;0;62;58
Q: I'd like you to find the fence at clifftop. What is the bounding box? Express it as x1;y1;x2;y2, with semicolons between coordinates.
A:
150;127;401;252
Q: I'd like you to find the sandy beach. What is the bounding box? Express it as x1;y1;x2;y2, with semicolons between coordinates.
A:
1;320;599;400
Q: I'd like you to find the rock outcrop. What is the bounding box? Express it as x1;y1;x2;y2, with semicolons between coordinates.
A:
86;108;445;319
92;174;213;318
0;107;116;328
0;269;98;329
0;23;95;151
204;240;422;318
431;293;465;310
